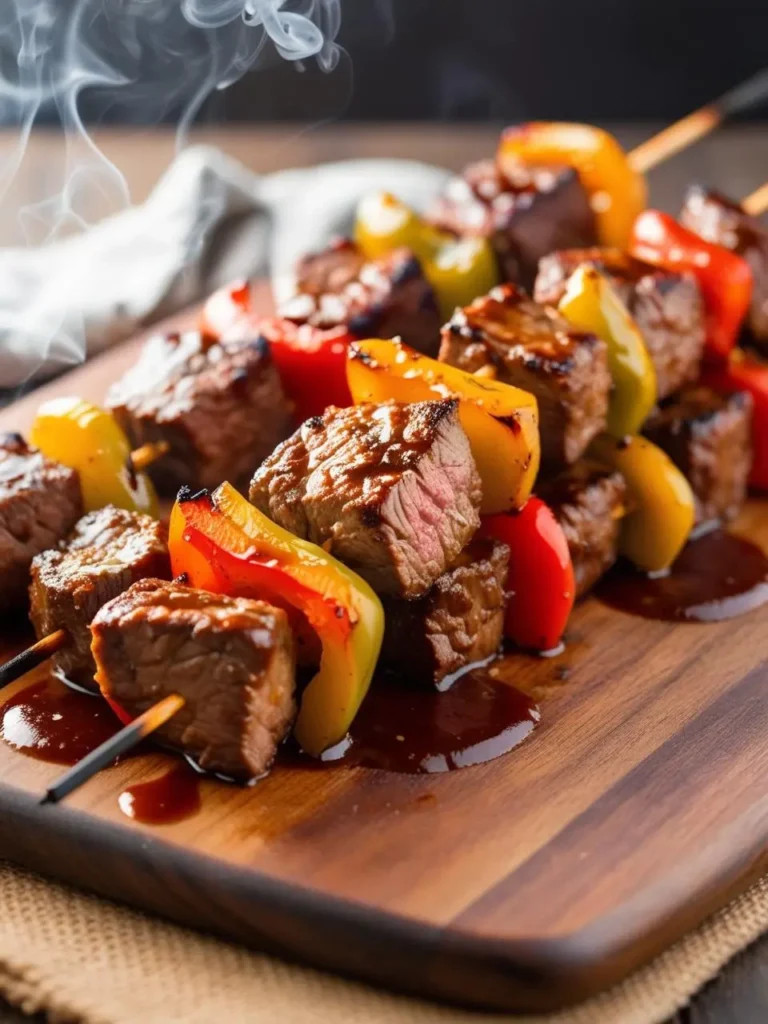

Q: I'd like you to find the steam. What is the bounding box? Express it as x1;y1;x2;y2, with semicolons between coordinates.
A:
0;0;344;383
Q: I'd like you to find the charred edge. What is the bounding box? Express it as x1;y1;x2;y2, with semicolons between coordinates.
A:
497;414;522;435
304;415;324;431
421;396;460;428
616;435;632;450
173;572;189;586
348;346;377;367
177;485;210;505
1;431;27;449
359;506;381;527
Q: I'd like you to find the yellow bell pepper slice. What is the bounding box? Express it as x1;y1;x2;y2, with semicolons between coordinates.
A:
30;396;158;518
347;339;540;514
169;483;384;756
591;434;695;573
558;264;657;437
355;191;498;319
498;122;647;249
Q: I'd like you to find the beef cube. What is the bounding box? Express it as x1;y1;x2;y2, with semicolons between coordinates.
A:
90;578;296;780
681;186;768;350
0;434;82;612
538;461;627;597
107;331;292;496
249;400;482;599
282;241;441;356
429;158;597;289
381;538;508;685
643;386;753;525
534;247;706;399
29;506;170;689
440;283;610;467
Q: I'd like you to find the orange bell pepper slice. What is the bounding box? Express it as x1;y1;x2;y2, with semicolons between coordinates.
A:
169;483;384;756
346;339;540;514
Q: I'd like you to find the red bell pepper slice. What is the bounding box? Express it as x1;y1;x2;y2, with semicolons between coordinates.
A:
479;497;575;653
701;349;768;490
201;281;353;422
629;210;752;362
257;317;354;422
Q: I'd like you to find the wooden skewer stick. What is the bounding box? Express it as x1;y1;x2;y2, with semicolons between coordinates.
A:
629;68;768;174
741;181;768;218
40;693;186;805
128;439;169;474
0;630;68;689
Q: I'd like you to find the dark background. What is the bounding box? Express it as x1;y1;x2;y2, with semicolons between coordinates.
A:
216;0;768;123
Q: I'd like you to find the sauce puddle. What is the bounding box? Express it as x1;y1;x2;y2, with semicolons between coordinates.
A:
0;677;123;765
117;762;201;825
320;670;539;773
597;529;768;622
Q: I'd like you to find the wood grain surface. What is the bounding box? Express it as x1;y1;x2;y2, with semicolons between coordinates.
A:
0;291;767;1014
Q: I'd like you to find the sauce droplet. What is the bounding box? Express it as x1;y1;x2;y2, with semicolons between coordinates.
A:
118;762;201;825
0;678;122;765
323;671;539;773
597;530;768;622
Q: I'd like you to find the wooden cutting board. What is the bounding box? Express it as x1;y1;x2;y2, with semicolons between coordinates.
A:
0;298;767;1014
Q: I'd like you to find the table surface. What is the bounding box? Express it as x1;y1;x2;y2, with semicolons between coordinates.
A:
0;123;766;1024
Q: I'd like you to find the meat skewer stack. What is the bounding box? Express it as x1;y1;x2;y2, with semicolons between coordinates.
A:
2;76;768;805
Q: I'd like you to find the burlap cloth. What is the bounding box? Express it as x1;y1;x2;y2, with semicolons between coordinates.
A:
0;862;766;1024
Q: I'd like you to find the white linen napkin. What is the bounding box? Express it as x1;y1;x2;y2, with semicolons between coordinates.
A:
0;145;451;389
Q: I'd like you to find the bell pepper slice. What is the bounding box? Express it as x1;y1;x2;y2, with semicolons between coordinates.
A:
169;482;384;756
590;434;695;574
200;279;259;340
479;498;575;653
30;397;158;518
354;192;499;319
558;264;657;437
498;122;647;249
629;210;753;362
257;317;353;422
701;349;768;490
346;339;540;514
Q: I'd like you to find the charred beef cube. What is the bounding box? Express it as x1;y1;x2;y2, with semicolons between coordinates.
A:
643;386;753;525
107;331;292;496
0;434;82;612
282;242;441;356
538;461;626;598
534;248;706;399
249;400;482;599
429;159;597;289
90;578;296;780
440;283;610;467
681;186;768;350
381;538;509;685
29;506;170;689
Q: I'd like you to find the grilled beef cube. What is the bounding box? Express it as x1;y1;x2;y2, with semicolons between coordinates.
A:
429;159;597;289
29;506;170;689
534;248;706;399
681;186;768;350
440;284;610;467
538;461;626;598
107;331;292;496
643;386;753;525
380;538;508;685
91;579;296;780
282;242;441;356
0;434;82;612
250;400;482;599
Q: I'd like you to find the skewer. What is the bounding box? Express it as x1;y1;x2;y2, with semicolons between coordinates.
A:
128;439;169;474
40;693;186;805
629;68;768;174
741;181;768;218
0;630;68;688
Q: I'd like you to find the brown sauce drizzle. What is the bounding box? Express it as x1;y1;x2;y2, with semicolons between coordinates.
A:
0;677;123;765
117;762;201;825
320;670;539;773
597;529;768;622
